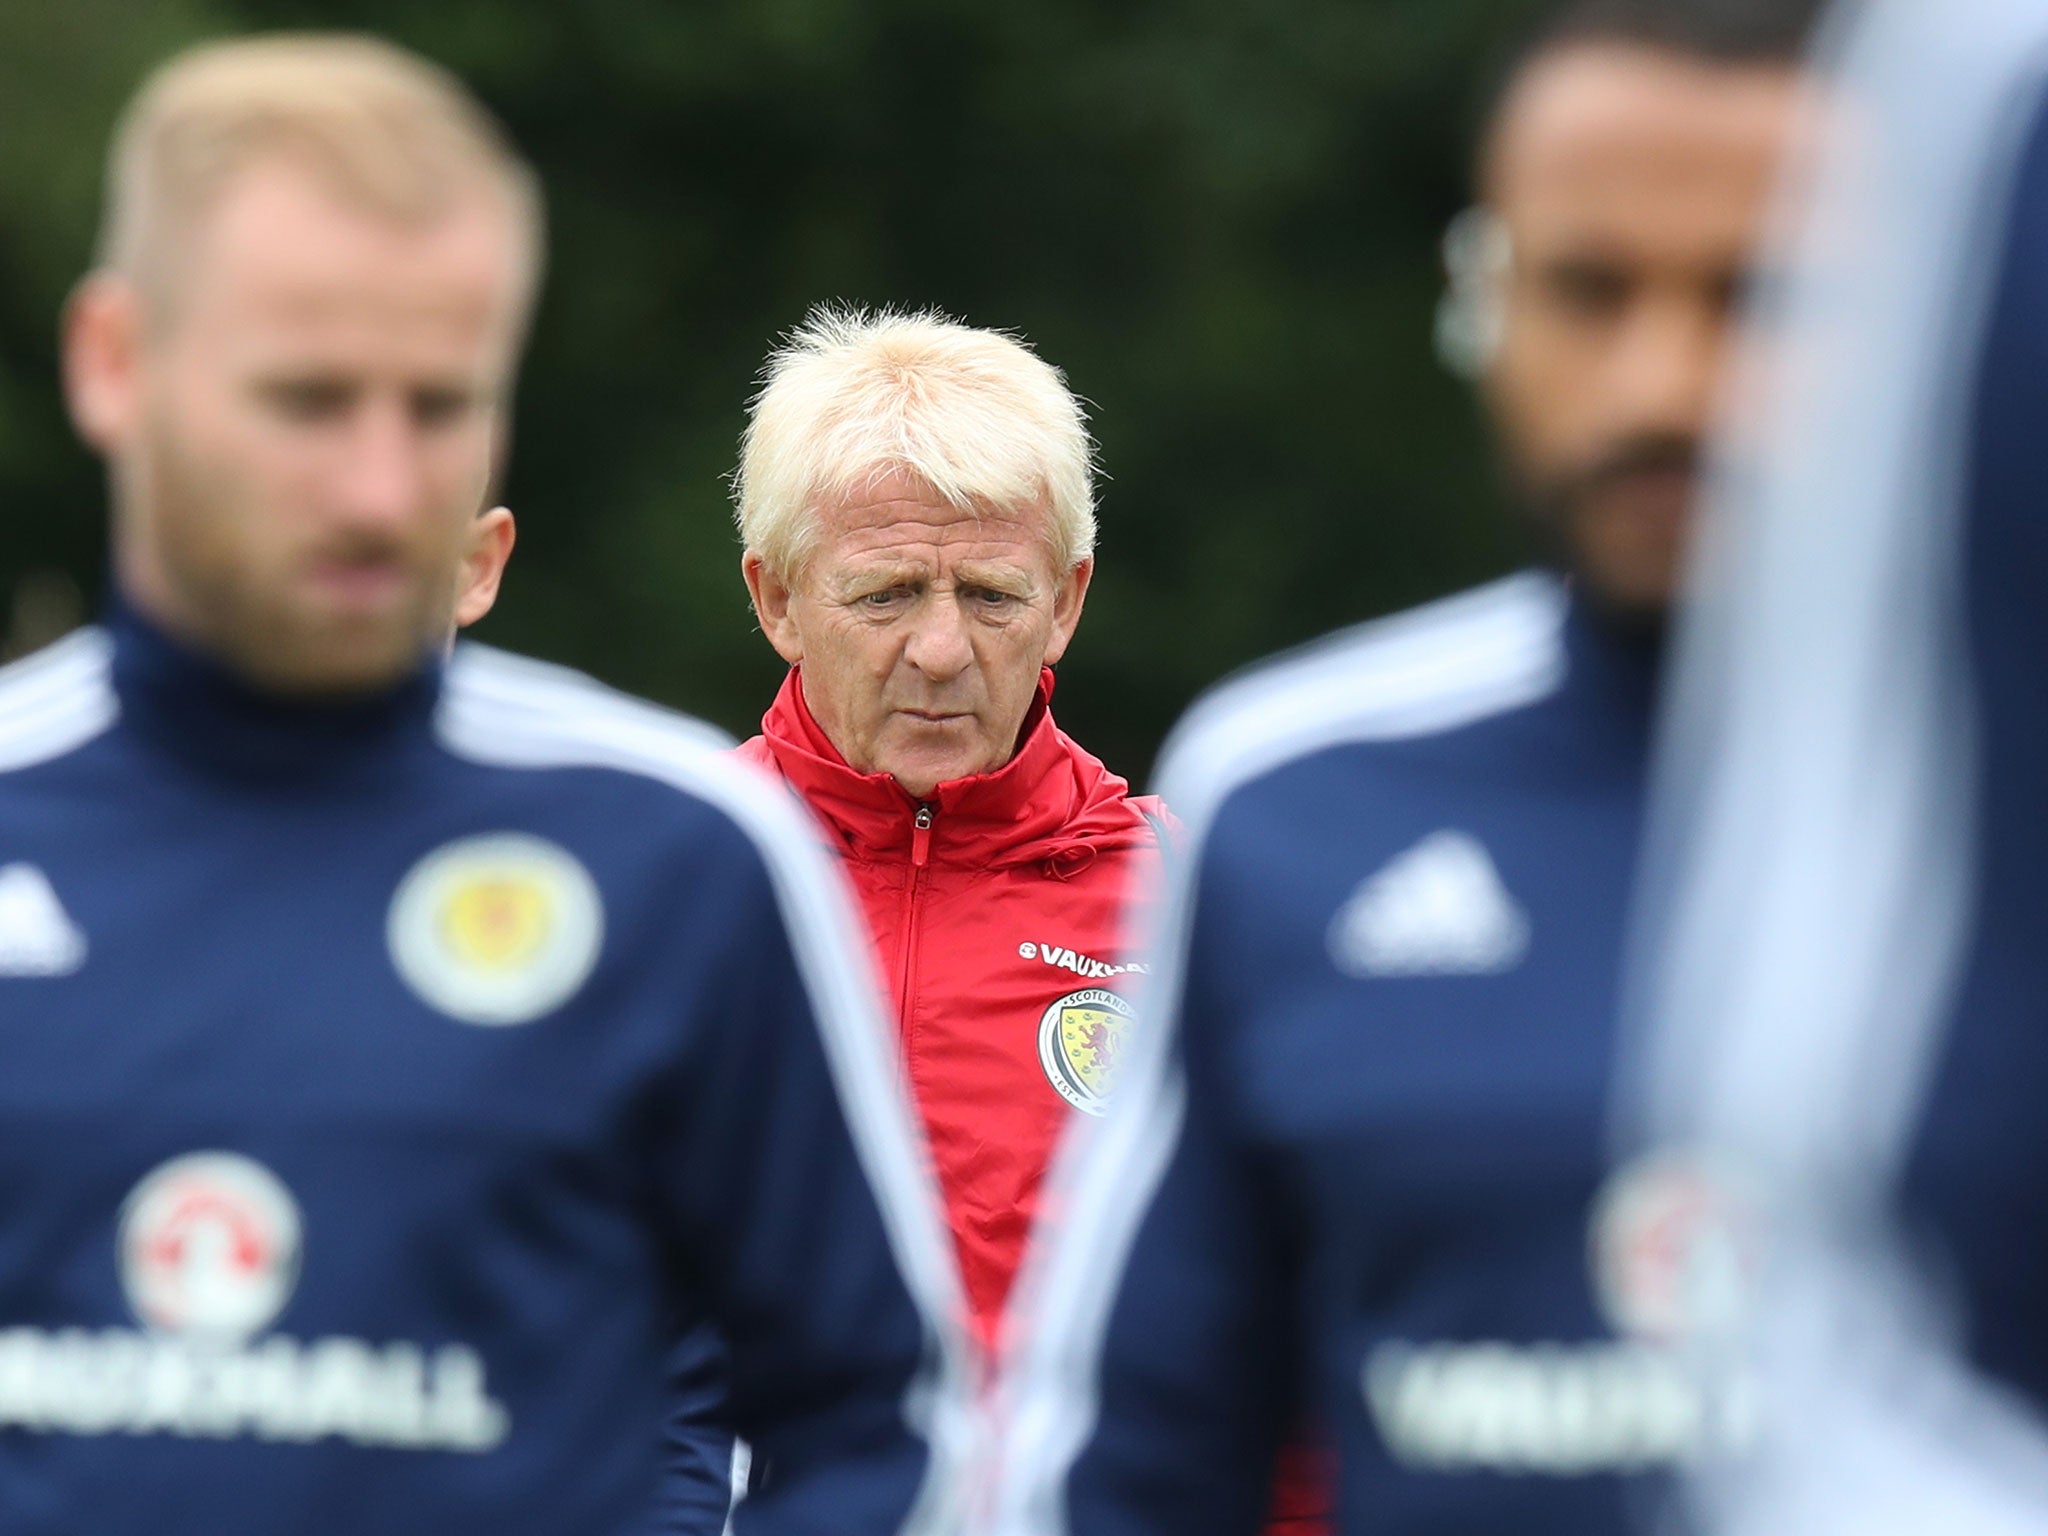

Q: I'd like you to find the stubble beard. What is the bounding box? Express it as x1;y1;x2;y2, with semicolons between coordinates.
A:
133;421;457;699
1507;432;1700;644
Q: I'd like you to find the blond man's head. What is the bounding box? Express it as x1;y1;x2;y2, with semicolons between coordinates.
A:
65;34;543;698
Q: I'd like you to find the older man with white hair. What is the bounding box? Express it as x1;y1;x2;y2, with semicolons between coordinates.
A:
734;305;1164;1345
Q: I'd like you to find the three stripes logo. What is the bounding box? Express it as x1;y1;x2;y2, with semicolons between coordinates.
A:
0;863;87;977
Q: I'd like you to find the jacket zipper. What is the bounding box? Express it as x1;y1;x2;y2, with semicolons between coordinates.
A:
896;803;934;1033
910;803;934;869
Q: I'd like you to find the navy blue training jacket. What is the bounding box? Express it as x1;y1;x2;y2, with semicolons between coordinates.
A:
999;573;1716;1536
0;606;966;1535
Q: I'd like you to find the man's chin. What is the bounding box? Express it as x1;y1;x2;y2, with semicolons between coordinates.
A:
1514;459;1693;620
224;616;440;700
1547;512;1687;638
874;737;1006;800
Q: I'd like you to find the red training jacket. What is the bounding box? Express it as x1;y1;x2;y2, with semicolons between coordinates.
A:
737;666;1162;1335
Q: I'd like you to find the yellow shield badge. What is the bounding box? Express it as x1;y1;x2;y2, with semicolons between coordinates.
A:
1037;987;1136;1115
388;833;604;1026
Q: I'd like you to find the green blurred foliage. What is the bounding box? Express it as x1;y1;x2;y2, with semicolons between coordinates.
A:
0;0;1544;782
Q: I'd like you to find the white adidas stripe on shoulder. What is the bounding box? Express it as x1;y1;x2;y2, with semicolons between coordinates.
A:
1155;571;1568;839
0;628;118;774
445;643;737;756
437;642;976;1536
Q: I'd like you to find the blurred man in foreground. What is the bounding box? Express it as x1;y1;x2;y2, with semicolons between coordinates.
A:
1631;0;2048;1530
0;34;966;1534
730;307;1322;1528
992;2;1816;1532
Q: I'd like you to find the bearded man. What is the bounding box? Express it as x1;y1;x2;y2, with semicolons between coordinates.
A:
994;2;1822;1532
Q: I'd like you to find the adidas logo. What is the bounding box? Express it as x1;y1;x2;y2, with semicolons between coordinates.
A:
0;863;87;977
1328;830;1529;978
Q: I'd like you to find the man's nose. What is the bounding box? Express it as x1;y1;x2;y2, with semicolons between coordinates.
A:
1606;290;1722;441
334;396;429;530
902;594;974;681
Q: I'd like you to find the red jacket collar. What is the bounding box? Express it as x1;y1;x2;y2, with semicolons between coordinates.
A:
736;667;1154;868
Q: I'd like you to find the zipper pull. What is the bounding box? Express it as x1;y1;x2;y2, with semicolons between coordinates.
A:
911;803;934;868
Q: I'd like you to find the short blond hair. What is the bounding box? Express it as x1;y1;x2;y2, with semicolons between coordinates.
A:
100;33;543;308
736;305;1098;580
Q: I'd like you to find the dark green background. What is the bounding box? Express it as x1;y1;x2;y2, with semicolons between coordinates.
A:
0;0;1545;784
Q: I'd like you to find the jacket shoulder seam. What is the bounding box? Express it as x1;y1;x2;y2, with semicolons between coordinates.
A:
1154;573;1568;844
0;629;119;775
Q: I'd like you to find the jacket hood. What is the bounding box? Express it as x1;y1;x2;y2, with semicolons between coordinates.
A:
735;666;1159;870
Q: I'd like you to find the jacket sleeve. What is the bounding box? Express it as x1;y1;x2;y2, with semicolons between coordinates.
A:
647;785;974;1536
994;822;1297;1536
659;1319;739;1534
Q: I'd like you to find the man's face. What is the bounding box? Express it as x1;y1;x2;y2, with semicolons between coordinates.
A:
70;156;528;694
745;471;1091;800
1482;43;1807;623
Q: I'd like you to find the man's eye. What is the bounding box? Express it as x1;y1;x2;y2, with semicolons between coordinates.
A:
860;590;906;608
260;380;353;421
967;588;1018;607
1541;262;1632;320
411;389;476;429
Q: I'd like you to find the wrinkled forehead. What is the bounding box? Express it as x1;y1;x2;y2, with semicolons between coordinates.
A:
1486;44;1807;262
809;467;1060;562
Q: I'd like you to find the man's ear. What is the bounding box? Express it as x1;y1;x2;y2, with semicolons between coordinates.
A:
1042;555;1094;667
455;507;517;628
742;551;805;666
63;273;143;454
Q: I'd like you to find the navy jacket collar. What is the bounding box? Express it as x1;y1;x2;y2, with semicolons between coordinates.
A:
106;596;443;782
1559;592;1663;721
